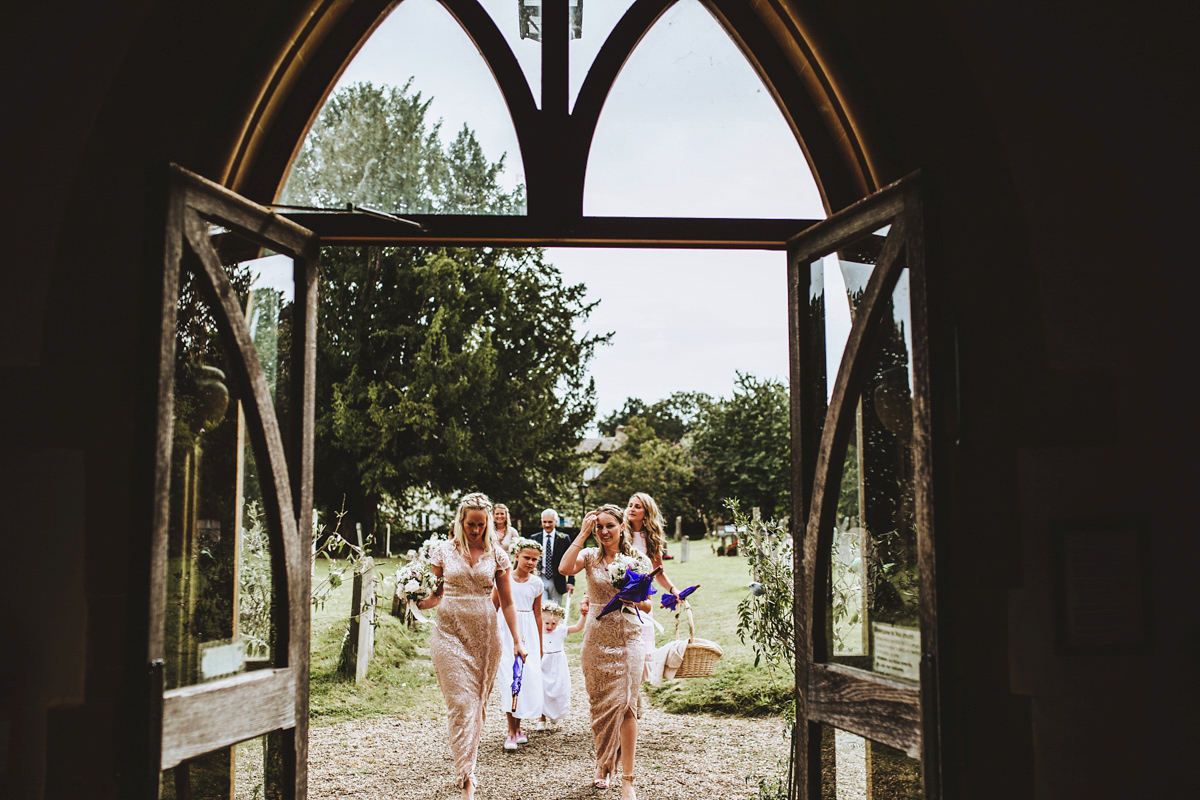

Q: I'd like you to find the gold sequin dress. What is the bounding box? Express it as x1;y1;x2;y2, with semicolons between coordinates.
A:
429;541;511;787
580;547;646;776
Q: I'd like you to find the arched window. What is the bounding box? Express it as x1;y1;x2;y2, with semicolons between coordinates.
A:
149;3;939;799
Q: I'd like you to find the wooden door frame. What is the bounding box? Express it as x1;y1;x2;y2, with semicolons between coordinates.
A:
786;172;940;799
145;165;318;798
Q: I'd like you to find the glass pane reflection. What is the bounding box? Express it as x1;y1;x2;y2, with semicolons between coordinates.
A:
160;732;280;800
807;225;920;679
819;724;923;800
827;268;920;679
163;232;286;689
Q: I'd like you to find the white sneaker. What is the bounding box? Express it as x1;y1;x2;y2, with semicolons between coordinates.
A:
515;729;528;744
534;719;546;731
504;734;518;750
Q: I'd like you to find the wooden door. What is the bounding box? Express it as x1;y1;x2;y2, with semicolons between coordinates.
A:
786;173;940;799
145;165;318;799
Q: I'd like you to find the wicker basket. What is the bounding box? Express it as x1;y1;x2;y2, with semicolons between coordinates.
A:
671;607;723;679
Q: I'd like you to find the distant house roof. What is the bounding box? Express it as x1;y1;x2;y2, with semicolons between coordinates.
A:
575;425;627;460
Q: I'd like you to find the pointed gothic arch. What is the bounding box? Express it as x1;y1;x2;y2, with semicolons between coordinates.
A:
152;3;943;799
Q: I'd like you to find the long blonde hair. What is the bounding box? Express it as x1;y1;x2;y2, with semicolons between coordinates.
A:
594;503;632;557
452;492;496;555
628;492;666;563
494;503;512;531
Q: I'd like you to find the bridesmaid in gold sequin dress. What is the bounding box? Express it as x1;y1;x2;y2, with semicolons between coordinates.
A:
417;492;527;800
559;503;651;800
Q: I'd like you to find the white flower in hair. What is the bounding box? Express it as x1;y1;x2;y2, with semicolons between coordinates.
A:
508;536;544;558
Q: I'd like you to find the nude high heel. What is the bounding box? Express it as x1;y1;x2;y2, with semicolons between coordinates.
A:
621;775;636;800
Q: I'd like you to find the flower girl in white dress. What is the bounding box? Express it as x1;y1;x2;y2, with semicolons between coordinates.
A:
493;537;544;749
538;595;588;729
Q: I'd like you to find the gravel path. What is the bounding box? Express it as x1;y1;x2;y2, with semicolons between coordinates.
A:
308;657;791;800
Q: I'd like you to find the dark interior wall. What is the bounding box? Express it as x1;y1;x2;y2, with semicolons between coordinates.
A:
0;1;1195;799
802;2;1199;797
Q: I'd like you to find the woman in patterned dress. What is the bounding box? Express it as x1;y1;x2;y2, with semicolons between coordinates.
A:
558;503;650;800
417;492;527;800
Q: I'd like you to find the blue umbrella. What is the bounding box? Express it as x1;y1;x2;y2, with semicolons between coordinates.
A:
661;585;699;611
597;566;662;621
511;653;525;712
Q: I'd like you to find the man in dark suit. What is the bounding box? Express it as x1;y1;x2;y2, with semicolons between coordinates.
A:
531;507;575;606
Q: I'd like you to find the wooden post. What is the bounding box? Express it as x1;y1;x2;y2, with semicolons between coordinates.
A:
342;557;376;681
355;522;363;550
752;507;762;556
385;522;392;558
681;537;690;563
674;515;683;541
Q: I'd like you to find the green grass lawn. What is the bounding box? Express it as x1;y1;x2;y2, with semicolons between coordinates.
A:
309;557;444;725
308;543;793;727
643;539;793;716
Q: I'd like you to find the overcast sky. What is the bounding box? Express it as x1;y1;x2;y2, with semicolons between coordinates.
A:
330;0;828;431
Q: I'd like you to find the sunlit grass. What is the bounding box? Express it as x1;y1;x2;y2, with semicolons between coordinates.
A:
309;557;441;726
641;540;792;716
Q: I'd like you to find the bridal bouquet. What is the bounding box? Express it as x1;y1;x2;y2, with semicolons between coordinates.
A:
416;534;448;564
599;552;659;620
395;558;437;602
607;551;652;589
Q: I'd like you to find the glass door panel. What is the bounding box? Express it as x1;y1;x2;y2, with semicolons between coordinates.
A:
150;164;317;800
823;268;920;681
788;175;937;799
819;724;923;800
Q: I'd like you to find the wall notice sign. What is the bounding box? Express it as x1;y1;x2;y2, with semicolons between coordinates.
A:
200;637;246;680
873;623;921;682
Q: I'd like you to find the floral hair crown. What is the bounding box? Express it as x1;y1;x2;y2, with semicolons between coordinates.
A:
542;601;566;618
509;536;544;558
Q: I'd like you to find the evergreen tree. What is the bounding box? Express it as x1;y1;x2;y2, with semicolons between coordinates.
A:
283;82;604;541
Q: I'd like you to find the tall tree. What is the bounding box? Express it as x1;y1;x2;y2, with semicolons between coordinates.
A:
282;82;605;540
690;373;791;519
282;80;523;215
586;417;698;527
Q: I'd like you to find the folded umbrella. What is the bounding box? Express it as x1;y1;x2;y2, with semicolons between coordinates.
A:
660;584;699;611
511;653;525;712
597;566;662;621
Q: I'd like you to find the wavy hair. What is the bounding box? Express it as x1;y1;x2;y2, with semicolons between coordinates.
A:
493;503;513;532
593;503;632;557
451;492;496;555
628;492;666;563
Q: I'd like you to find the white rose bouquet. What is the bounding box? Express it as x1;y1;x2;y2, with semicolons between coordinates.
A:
599;551;658;621
395;558;437;602
607;551;652;590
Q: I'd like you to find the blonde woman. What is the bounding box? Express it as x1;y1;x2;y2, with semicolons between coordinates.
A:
626;492;681;674
417;492;527;800
493;503;517;550
559;504;650;800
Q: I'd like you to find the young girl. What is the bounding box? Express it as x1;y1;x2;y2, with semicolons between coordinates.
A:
492;536;544;750
538;596;588;730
